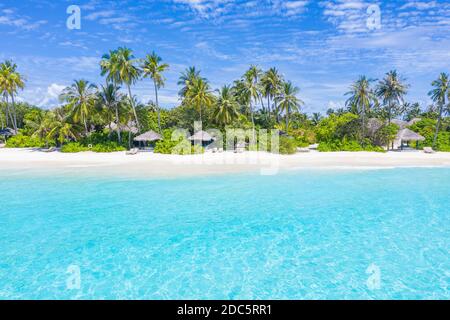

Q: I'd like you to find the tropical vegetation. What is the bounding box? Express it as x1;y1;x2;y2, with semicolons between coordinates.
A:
1;52;449;154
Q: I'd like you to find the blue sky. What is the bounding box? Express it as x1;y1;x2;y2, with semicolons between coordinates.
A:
1;0;449;114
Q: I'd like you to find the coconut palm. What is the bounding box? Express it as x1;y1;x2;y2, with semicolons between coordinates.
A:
46;109;78;146
101;47;142;131
178;66;203;98
311;112;323;126
98;84;123;141
60;80;98;136
428;73;449;148
376;70;409;124
0;61;24;131
261;67;283;117
214;85;239;126
276;81;303;130
185;77;214;122
345;76;377;141
142;52;169;133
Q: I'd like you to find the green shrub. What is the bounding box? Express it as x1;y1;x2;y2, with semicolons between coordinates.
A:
409;119;450;151
154;129;204;155
61;142;89;153
91;142;126;153
272;136;297;155
318;140;385;152
5;134;46;148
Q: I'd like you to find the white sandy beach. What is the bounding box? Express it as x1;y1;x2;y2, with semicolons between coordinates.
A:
1;148;450;178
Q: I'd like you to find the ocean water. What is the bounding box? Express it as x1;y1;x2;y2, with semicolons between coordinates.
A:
0;168;449;300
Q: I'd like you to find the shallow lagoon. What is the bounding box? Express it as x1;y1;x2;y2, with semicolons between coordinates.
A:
0;168;449;299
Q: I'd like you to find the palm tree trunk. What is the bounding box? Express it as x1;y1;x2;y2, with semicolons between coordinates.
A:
285;109;289;131
250;101;256;141
83;116;88;136
361;103;366;145
127;84;140;132
10;94;18;131
115;104;121;144
5;95;14;129
154;80;161;133
433;101;444;149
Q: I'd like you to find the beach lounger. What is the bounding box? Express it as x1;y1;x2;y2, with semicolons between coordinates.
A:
42;147;56;153
297;147;310;153
126;148;139;155
423;147;435;154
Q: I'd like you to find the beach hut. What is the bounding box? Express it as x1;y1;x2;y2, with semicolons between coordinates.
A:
133;130;162;150
0;128;16;142
393;128;425;150
188;130;215;147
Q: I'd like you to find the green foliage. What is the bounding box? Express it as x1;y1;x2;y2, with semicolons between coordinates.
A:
5;134;46;148
373;123;399;147
154;129;204;155
315;113;360;142
91;142;126;153
60;142;89;153
410;118;450;151
278;136;298;154
61;141;125;153
268;136;297;155
318;139;385;152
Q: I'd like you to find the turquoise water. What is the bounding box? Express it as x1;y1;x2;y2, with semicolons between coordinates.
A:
0;168;449;300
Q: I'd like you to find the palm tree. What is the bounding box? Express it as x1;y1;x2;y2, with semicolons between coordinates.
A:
185;77;214;122
345;76;377;141
178;66;203;98
46;109;78;146
0;61;25;131
247;65;264;108
311;112;322;126
234;66;262;139
276;81;303;130
261;67;283;117
142;52;169;133
98;84;122;141
376;70;409;124
428;73;449;148
60;80;98;136
214;85;239;126
101;47;141;131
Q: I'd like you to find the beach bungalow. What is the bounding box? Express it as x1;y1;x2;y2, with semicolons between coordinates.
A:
393;128;425;151
188;130;215;148
133;130;162;150
0;128;16;144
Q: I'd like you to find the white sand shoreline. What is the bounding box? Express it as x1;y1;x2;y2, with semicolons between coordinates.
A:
1;148;450;178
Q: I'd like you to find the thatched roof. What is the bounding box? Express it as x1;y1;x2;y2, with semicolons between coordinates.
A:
397;128;425;141
408;118;422;126
109;121;139;134
134;130;162;142
391;119;409;129
189;130;215;141
367;118;383;135
0;128;16;137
